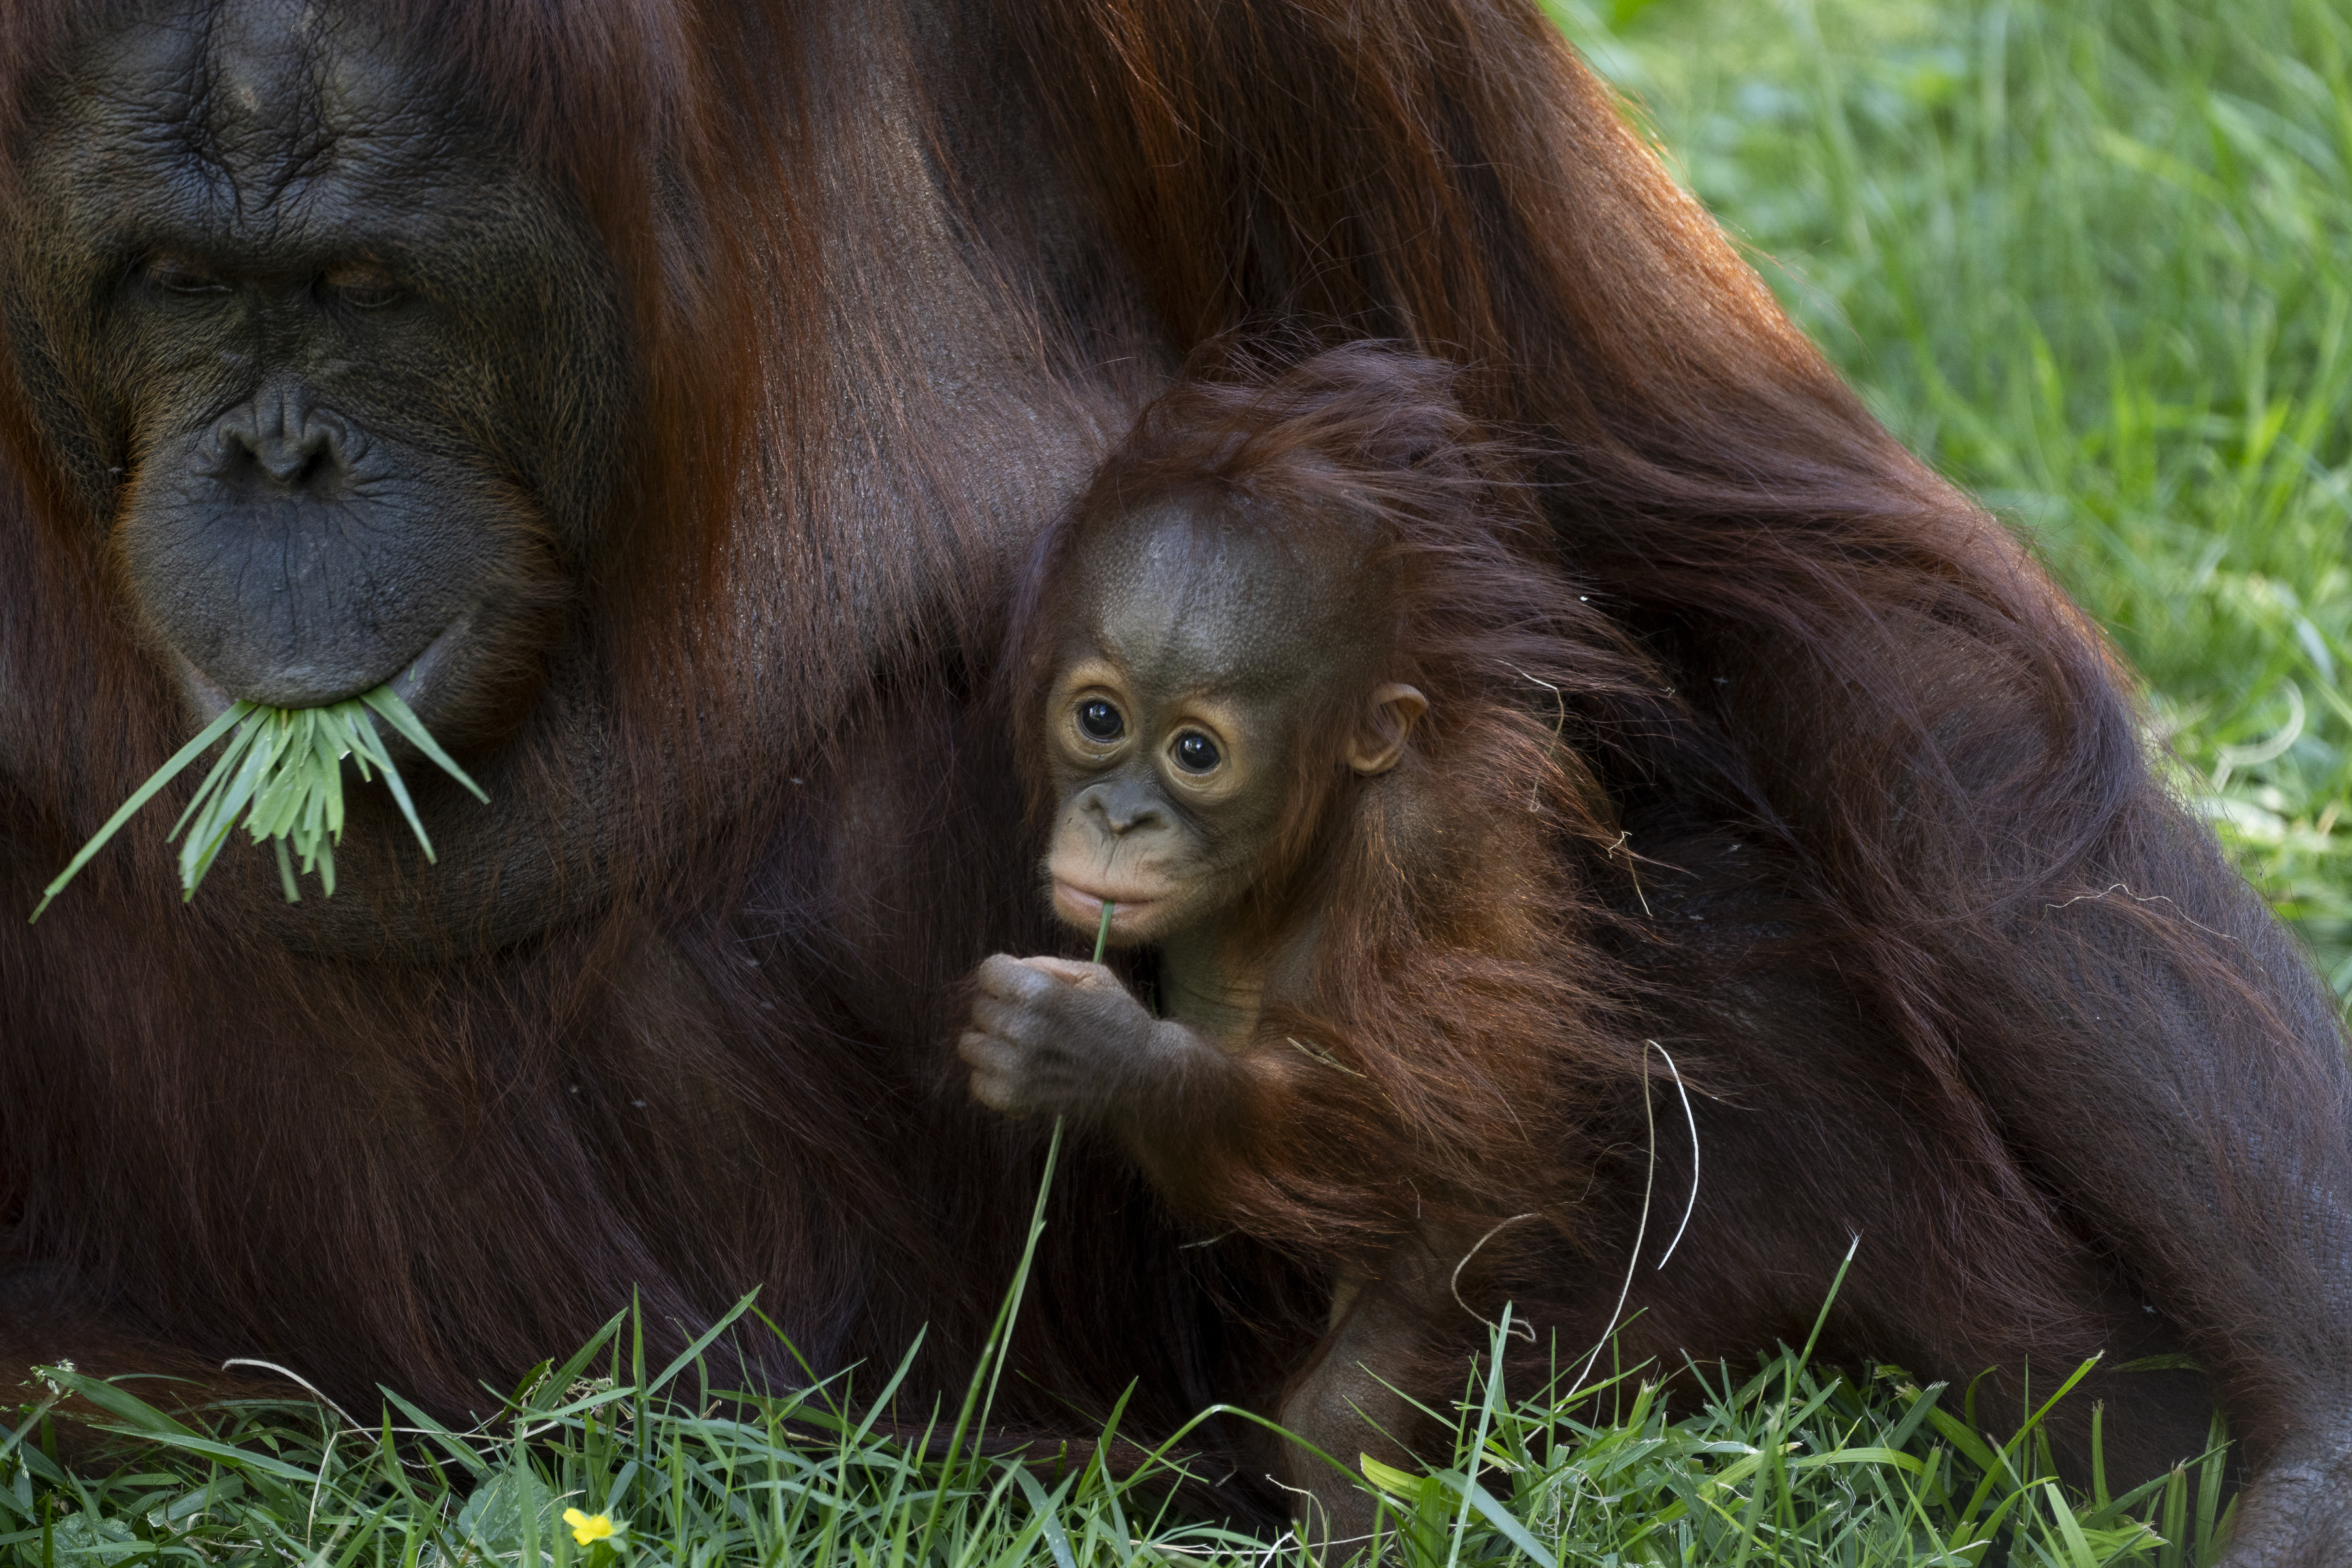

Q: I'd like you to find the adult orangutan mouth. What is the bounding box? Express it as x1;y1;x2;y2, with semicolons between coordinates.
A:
385;606;480;717
171;605;480;726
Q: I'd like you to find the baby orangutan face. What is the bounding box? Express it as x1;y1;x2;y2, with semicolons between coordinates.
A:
1041;506;1426;948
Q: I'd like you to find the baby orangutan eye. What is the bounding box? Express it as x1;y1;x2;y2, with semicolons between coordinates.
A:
1171;731;1221;774
1077;698;1124;742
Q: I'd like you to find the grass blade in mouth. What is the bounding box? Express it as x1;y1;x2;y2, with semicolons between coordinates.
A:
30;685;483;919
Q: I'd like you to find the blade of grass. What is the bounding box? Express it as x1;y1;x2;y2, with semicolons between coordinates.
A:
360;687;487;802
29;700;251;921
351;707;435;862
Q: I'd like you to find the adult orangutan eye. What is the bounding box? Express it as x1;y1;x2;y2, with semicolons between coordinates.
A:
324;263;406;311
1170;731;1221;774
143;255;226;297
1077;698;1124;742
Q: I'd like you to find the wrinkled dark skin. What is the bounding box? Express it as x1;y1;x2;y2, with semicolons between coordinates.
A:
4;0;622;943
10;0;622;718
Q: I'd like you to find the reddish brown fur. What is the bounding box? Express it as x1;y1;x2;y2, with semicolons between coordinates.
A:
992;348;1689;1529
1008;345;1663;1274
0;0;2347;1555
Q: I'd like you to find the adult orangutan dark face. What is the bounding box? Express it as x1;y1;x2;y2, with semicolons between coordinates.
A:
4;0;622;741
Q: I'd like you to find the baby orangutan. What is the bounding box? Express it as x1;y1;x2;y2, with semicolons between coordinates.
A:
959;345;1655;1544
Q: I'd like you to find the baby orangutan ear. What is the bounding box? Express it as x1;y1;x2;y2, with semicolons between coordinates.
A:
1346;683;1429;776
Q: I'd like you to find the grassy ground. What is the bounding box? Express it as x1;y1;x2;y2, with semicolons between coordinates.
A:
0;1237;2247;1568
8;0;2345;1561
0;1319;2246;1568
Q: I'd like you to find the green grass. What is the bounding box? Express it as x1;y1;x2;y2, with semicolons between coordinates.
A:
0;1134;2257;1568
0;1286;2243;1567
8;0;2338;1560
1557;0;2352;1002
29;687;485;919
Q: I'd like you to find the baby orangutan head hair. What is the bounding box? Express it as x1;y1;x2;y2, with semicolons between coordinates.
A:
1009;341;1645;953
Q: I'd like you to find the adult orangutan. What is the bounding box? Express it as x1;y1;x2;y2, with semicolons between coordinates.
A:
0;1;2345;1561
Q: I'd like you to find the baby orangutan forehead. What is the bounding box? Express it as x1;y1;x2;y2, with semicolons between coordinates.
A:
1070;503;1379;696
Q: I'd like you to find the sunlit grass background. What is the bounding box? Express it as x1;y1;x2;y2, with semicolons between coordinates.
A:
1565;0;2352;1001
4;0;2344;1562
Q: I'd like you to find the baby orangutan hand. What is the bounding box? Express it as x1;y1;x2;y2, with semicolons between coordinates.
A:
959;954;1181;1119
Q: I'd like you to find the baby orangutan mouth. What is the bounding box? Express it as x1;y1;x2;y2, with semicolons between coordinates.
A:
1049;879;1161;937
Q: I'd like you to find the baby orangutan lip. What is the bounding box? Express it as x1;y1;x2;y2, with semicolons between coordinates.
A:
1052;879;1161;938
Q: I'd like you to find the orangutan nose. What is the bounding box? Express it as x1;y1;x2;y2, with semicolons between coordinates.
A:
210;389;357;490
1081;779;1166;837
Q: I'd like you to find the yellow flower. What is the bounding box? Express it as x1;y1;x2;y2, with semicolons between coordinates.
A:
563;1509;619;1547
